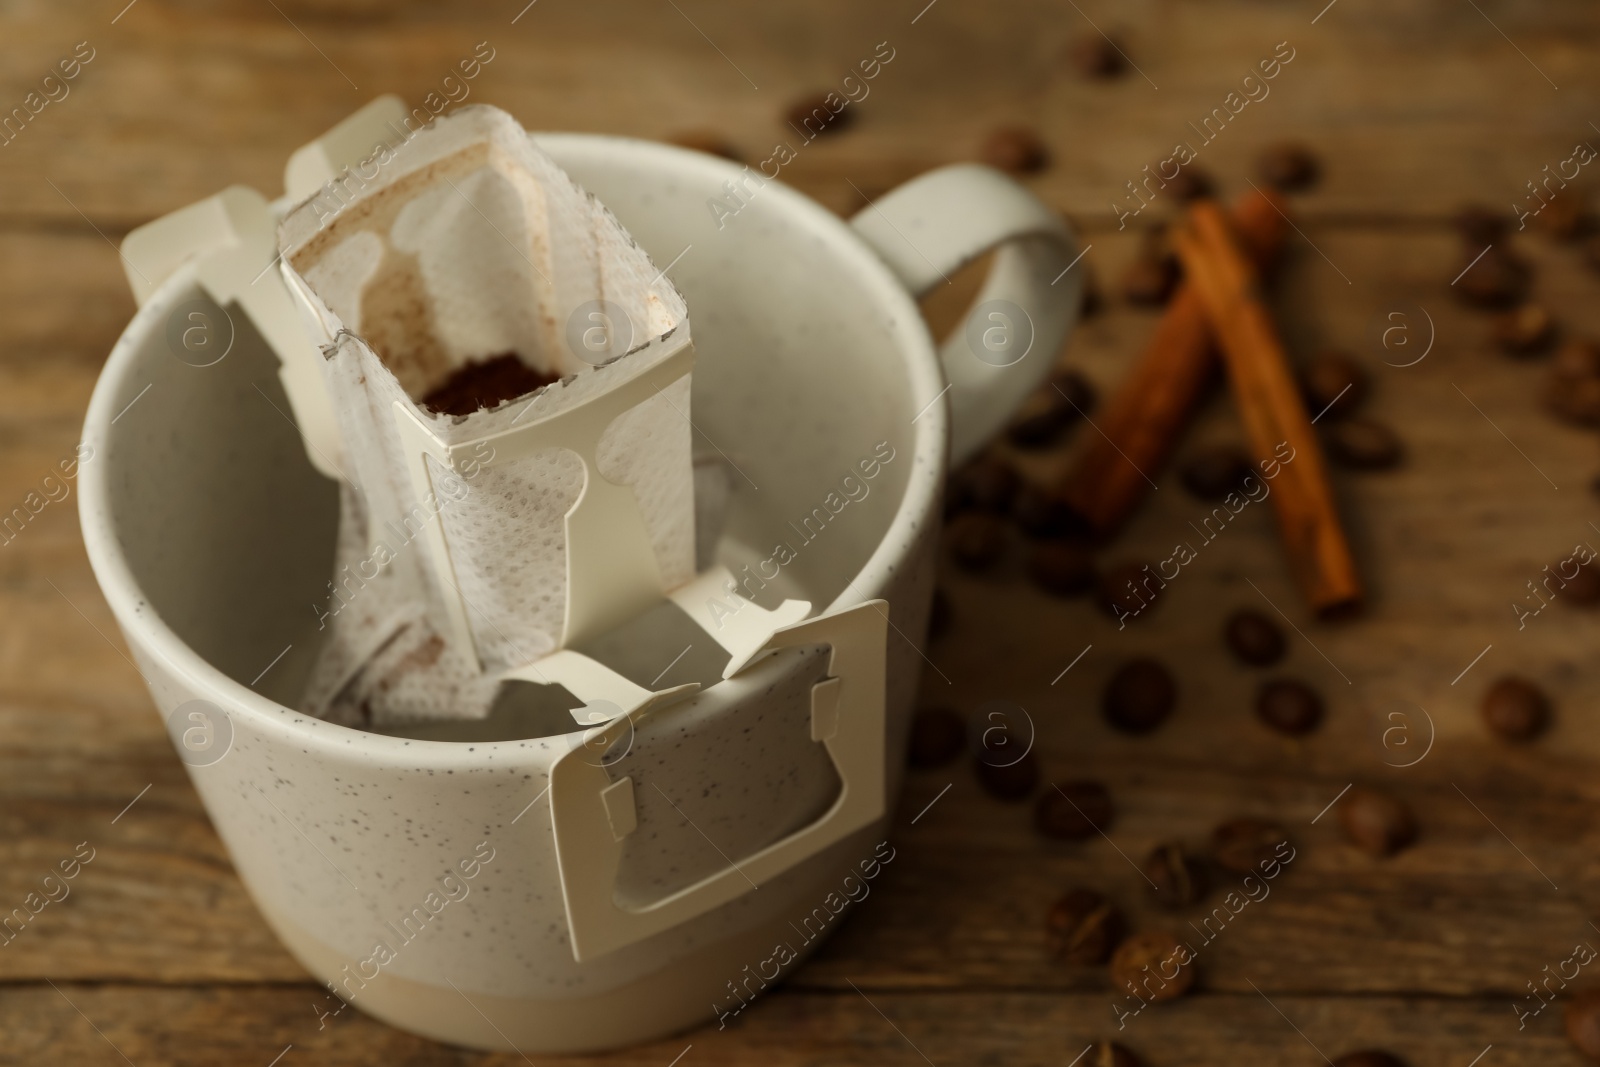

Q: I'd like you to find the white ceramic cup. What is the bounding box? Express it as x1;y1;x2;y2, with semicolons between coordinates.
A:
80;134;1081;1052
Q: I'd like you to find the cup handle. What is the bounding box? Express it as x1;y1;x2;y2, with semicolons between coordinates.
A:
849;164;1084;465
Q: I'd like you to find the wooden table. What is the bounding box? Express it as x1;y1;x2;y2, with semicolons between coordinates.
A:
5;0;1600;1062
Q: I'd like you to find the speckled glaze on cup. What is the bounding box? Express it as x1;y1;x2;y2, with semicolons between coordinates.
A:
79;135;1079;1052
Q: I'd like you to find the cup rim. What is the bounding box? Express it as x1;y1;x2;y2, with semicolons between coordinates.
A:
78;131;948;762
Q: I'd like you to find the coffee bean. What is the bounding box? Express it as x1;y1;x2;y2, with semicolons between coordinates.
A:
1565;562;1600;605
1554;338;1600;379
981;125;1050;175
1325;417;1403;471
1014;485;1090;541
1453;247;1527;308
1224;609;1286;666
1080;266;1106;319
1256;678;1324;737
1010;483;1071;537
975;749;1039;801
783;92;854;138
1090;1041;1144;1067
1545;340;1600;425
947;513;1007;572
908;707;966;768
1257;142;1320;192
947;455;1020;515
1302;350;1369;418
1009;374;1091;468
1119;251;1180;306
1179;445;1254;500
1332;1052;1409;1067
1543;375;1600;426
1029;542;1097;597
1453;203;1508;245
1109;931;1196;1002
1211;818;1291;875
928;587;951;641
1165;165;1213;203
1035;780;1115;839
1045;888;1125;964
1008;392;1072;448
1142;842;1208;908
1490;303;1556;356
1103;658;1176;734
1566;988;1600;1059
1481;676;1549;742
665;129;740;161
1338;787;1417;857
1096;563;1163;623
1068;33;1126;79
1535;194;1588;241
1053;368;1097;416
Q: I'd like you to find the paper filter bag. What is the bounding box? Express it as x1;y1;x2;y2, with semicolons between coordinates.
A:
278;105;697;725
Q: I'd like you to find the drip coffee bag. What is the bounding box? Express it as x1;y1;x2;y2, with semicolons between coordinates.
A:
278;105;696;724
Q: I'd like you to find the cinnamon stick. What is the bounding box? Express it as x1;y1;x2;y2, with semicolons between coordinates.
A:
1059;190;1290;537
1171;199;1362;617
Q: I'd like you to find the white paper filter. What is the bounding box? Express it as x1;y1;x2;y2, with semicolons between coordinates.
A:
279;105;696;725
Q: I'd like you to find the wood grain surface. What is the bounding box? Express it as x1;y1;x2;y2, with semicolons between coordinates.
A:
3;0;1600;1063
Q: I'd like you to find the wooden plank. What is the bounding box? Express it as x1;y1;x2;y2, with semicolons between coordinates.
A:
0;232;134;373
0;1;1596;227
0;985;1576;1065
